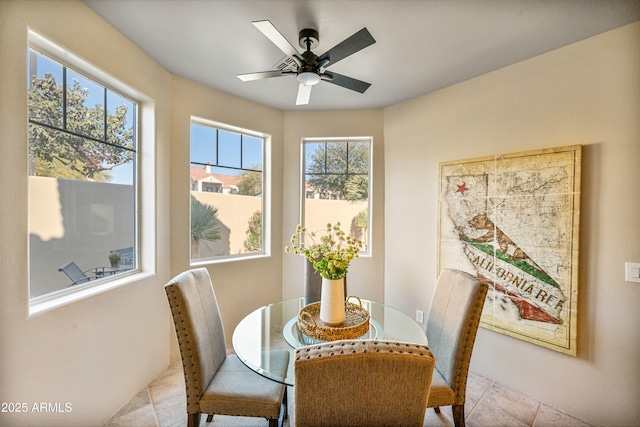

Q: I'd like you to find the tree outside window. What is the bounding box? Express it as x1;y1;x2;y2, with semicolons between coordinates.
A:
303;139;371;252
190;121;266;261
27;48;137;299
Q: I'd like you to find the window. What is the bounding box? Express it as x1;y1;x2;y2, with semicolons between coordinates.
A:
302;138;372;253
190;119;267;262
27;47;138;300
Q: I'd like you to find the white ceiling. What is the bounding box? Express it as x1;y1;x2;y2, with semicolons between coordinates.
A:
84;0;640;111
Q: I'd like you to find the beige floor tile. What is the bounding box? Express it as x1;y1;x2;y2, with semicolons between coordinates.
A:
110;388;151;418
155;396;187;427
103;403;157;427
477;382;541;426
424;407;455;426
467;401;531;427
464;396;479;419
106;365;596;427
149;372;184;405
533;403;595;427
466;371;493;401
208;415;277;426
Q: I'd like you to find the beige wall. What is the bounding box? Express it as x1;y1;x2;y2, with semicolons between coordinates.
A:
2;1;638;425
282;110;385;303
0;1;173;426
170;76;285;347
383;21;640;425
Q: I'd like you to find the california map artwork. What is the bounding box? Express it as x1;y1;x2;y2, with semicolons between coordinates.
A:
438;146;581;356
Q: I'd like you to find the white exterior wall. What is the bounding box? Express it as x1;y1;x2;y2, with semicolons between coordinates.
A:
190;191;262;257
29;177;135;297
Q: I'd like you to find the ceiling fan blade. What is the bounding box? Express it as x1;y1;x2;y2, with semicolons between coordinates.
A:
296;83;312;105
317;28;375;68
252;20;300;59
237;70;289;81
322;71;371;94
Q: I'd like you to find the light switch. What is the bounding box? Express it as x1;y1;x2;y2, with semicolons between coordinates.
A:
625;262;640;283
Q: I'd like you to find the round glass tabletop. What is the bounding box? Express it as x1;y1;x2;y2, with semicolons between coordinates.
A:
232;297;427;386
282;316;385;347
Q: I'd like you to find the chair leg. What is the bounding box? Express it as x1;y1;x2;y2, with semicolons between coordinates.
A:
206;414;213;422
434;406;441;413
188;412;201;427
452;404;465;427
283;387;289;419
268;418;278;427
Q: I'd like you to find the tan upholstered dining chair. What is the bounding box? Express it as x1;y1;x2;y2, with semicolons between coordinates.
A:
425;268;489;427
164;268;289;427
294;340;436;427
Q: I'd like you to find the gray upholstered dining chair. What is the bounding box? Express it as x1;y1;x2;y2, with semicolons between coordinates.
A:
294;340;436;427
164;268;289;427
425;268;489;427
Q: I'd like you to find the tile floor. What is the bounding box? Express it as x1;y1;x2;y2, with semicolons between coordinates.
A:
104;361;593;427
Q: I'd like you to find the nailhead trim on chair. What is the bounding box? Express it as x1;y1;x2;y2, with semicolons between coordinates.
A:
295;340;433;360
450;282;488;405
294;339;435;426
166;284;204;414
165;270;286;425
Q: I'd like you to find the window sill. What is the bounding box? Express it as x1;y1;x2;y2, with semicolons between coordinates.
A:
190;252;269;267
29;271;154;317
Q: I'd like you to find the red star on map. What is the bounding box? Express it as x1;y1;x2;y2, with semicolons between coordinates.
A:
456;182;470;195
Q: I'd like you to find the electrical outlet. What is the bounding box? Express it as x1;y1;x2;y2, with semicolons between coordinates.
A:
415;310;424;323
625;262;640;283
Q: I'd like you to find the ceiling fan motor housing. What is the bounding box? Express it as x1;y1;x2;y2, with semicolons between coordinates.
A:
297;28;321;84
298;28;319;49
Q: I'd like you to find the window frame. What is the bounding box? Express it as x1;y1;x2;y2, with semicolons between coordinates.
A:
27;51;137;157
189;117;270;265
27;31;153;315
300;136;373;256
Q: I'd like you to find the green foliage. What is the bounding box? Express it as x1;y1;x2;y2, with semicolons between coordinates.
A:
237;169;262;196
243;210;262;252
28;72;133;181
306;141;369;200
345;175;369;202
285;223;363;280
354;209;368;229
350;209;369;249
34;157;111;182
190;196;221;243
108;251;121;262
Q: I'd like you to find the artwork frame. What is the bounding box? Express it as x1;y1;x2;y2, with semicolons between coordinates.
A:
437;145;581;356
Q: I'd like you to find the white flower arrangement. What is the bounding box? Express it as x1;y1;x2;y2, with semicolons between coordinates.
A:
285;222;363;280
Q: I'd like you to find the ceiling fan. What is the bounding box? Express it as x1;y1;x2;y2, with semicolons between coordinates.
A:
237;20;376;106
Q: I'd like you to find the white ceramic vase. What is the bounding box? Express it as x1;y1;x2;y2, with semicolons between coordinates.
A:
320;277;346;325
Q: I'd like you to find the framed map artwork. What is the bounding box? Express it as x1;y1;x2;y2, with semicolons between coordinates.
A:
437;145;581;356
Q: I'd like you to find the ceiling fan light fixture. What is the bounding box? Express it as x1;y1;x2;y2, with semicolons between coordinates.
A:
297;71;321;86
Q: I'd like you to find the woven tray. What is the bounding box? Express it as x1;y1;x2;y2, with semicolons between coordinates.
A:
297;296;370;341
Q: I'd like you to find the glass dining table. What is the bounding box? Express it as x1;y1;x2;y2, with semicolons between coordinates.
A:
232;297;428;386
